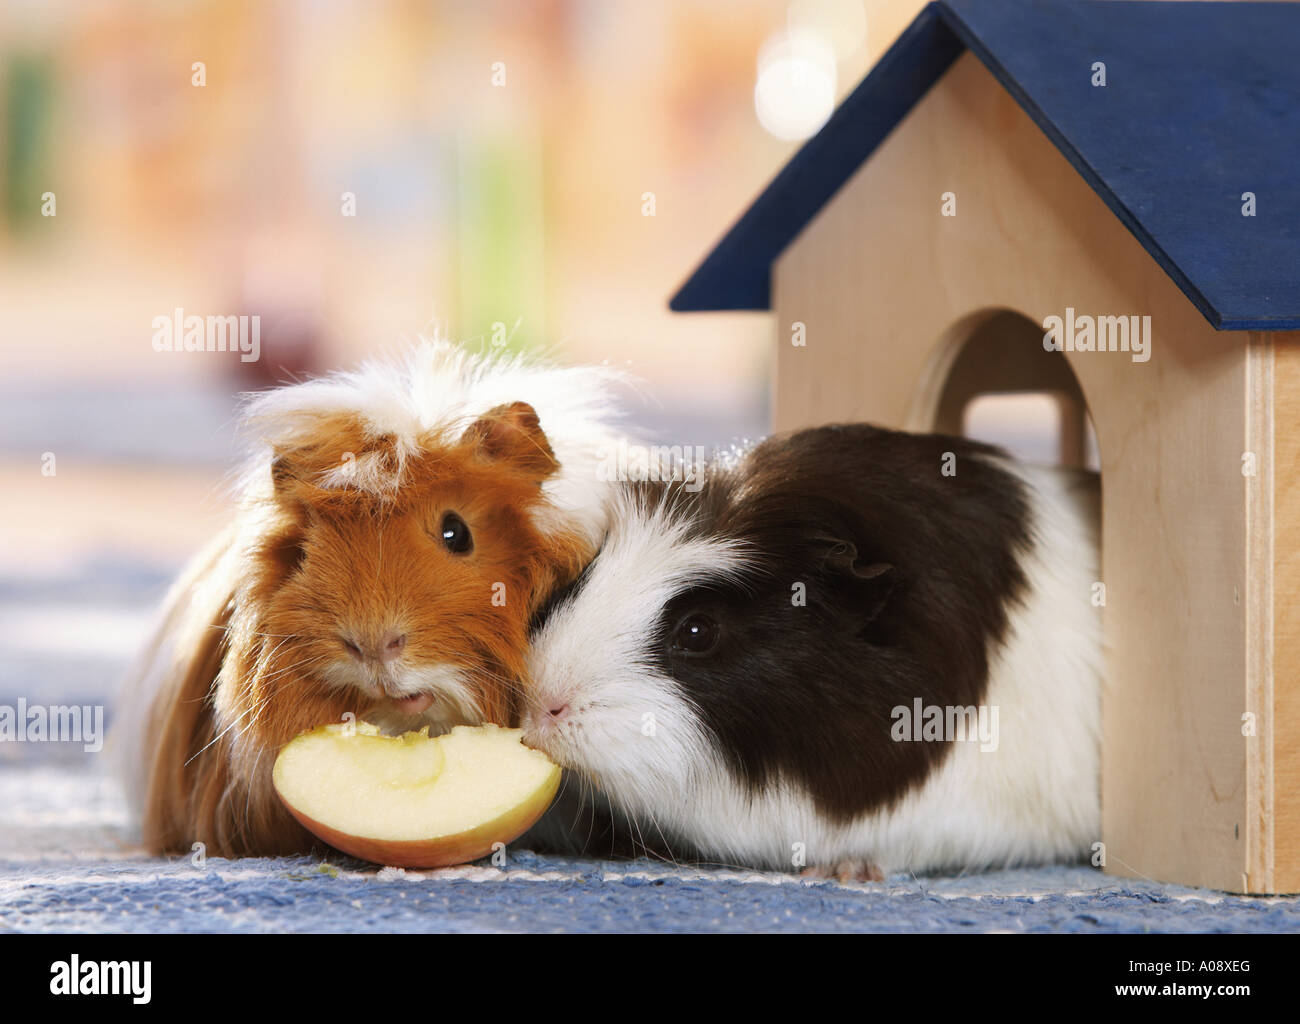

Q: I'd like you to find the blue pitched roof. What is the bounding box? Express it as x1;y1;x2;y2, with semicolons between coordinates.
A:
670;0;1300;331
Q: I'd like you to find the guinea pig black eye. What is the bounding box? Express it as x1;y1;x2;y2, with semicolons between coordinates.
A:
439;513;473;555
671;613;720;656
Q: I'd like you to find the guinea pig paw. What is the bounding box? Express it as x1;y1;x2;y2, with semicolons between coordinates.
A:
800;860;884;885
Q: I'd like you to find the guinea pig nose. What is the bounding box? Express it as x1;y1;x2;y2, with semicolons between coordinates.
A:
341;636;364;660
547;703;569;720
381;632;407;661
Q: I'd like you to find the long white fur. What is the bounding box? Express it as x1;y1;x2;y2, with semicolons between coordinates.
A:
238;341;631;550
112;339;634;822
524;460;1103;875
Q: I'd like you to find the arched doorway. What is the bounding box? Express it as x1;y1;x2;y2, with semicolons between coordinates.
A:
911;308;1097;471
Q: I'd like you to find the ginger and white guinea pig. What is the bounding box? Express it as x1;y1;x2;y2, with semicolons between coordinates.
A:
118;341;631;857
521;422;1102;879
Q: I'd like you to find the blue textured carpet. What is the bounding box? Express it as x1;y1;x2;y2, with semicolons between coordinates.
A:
3;764;1300;934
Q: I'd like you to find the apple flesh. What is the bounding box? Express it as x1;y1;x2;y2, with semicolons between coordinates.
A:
272;722;561;868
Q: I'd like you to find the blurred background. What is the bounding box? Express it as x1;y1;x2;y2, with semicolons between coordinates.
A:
3;0;1076;774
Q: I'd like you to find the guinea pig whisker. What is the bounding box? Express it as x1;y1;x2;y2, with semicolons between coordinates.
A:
627;810;649;859
236;743;272;847
183;648;321;767
186;696;266;767
255;650;332;685
212;647;336;752
461;661;551;719
255;650;339;699
185;658;325;768
559;771;588;841
188;688;282;771
251;634;298;678
206;625;299;641
640;809;685;870
582;775;602;856
626;804;673;867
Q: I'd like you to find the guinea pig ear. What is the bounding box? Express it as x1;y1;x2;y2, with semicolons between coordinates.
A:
820;538;896;626
268;454;321;526
463;401;559;480
269;450;321;507
271;452;299;498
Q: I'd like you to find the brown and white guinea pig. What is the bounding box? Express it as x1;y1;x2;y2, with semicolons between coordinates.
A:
520;422;1103;879
117;341;630;857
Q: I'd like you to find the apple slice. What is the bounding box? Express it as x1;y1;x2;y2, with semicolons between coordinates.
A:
272;722;561;868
